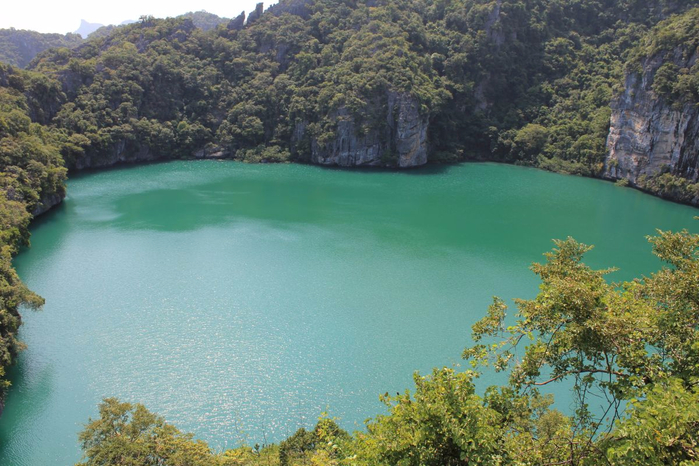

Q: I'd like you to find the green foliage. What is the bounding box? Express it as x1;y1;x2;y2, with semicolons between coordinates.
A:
636;173;699;205
78;399;349;466
630;8;699;105
279;417;350;466
0;28;82;68
77;398;219;466
4;0;692;181
602;379;699;465
238;145;291;164
0;63;65;394
356;368;507;465
462;227;699;463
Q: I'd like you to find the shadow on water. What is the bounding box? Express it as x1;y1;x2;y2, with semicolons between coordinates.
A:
103;177;338;232
31;201;67;227
86;164;536;263
0;357;55;454
14;201;76;270
65;158;175;180
73;160;698;269
312;162;454;176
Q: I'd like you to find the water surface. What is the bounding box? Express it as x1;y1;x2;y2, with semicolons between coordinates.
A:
0;161;696;464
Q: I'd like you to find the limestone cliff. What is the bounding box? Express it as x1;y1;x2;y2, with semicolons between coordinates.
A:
605;53;699;186
72;143;160;170
301;92;429;168
32;192;64;216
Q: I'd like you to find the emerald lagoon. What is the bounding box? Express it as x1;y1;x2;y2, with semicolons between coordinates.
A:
0;161;697;464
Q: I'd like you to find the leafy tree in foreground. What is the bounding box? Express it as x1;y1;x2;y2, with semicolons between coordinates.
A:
77;398;218;466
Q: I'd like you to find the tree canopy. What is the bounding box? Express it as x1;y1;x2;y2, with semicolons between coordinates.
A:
16;0;698;182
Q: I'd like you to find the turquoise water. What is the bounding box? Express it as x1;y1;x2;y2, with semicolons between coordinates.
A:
0;161;696;464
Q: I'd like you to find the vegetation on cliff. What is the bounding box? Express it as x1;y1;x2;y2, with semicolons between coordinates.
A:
630;7;699;106
0;2;697;175
19;1;697;174
604;8;699;204
77;227;699;465
0;63;67;393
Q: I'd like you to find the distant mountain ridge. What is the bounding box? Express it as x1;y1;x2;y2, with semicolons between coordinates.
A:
0;11;230;68
74;19;104;38
74;11;230;38
0;28;82;68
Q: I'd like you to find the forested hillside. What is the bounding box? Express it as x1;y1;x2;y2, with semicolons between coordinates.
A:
606;8;699;203
0;63;67;396
0;29;82;68
0;0;697;462
11;0;695;200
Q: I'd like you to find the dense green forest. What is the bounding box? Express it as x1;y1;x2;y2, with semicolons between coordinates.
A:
0;0;698;463
0;11;231;69
18;0;699;175
0;29;83;68
0;62;67;394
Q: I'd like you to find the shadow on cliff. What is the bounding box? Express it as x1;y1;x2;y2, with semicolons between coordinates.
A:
0;357;55;457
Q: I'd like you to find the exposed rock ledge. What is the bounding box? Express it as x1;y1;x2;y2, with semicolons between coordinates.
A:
32;192;64;216
73;142;160;170
304;91;428;168
604;53;699;186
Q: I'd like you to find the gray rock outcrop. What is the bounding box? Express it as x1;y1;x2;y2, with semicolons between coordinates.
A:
301;91;428;168
228;12;246;31
247;3;264;25
32;192;64;216
605;53;699;184
73;141;159;170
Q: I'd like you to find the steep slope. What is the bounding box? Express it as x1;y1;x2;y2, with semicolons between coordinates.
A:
0;29;83;68
23;0;696;179
0;63;67;401
605;9;699;204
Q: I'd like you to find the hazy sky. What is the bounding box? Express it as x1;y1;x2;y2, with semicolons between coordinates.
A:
1;0;278;34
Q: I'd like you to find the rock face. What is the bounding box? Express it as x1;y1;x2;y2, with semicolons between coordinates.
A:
73;142;159;170
268;0;313;20
247;3;265;25
305;92;429;168
228;12;246;31
605;53;699;184
32;192;64;216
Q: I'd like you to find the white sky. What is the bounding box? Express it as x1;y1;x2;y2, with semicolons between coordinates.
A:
0;0;278;34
